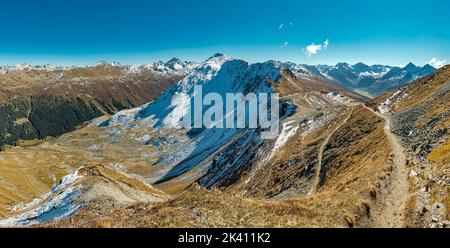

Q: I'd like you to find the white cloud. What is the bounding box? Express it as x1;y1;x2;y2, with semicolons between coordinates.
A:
305;44;322;57
304;39;329;57
427;57;447;69
278;23;284;30
282;42;288;48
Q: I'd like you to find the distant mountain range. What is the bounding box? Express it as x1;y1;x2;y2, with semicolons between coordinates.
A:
1;57;436;98
287;62;436;97
0;57;198;76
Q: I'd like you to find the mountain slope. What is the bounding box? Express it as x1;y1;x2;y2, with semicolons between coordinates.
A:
0;164;168;227
0;59;195;149
370;65;450;227
99;54;288;189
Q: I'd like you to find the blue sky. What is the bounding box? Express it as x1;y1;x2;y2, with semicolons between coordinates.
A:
0;0;449;67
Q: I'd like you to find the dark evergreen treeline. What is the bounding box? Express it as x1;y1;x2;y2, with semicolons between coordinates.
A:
0;95;112;150
0;99;38;148
29;95;103;139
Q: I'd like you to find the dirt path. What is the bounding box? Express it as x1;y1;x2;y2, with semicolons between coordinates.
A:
309;107;354;195
363;105;409;227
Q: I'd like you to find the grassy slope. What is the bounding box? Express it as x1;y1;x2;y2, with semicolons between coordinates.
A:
371;65;449;227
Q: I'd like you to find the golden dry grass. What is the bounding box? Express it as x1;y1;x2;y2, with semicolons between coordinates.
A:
428;141;450;167
0;146;73;217
88;164;169;198
445;194;450;220
40;185;320;228
404;195;418;226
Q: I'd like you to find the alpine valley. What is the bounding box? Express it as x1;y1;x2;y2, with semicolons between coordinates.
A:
0;54;448;228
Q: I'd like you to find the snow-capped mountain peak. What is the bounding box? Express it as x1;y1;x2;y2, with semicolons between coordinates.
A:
294;61;435;97
100;54;287;184
0;63;69;74
96;60;121;67
126;58;198;75
103;53;284;131
163;57;198;74
208;53;227;59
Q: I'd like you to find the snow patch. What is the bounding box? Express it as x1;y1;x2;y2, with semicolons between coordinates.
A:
326;92;351;103
378;90;402;114
273;123;299;151
127;59;198;75
359;69;390;79
0;169;83;227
